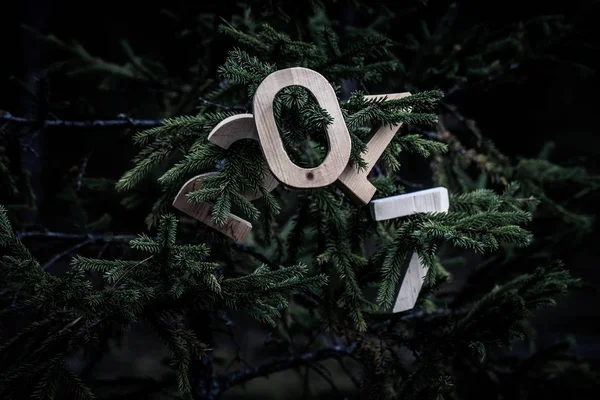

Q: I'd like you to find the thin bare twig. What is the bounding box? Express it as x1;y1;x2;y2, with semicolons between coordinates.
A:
42;238;96;270
198;97;248;112
76;153;92;191
396;176;426;189
232;242;278;269
517;196;537;202
110;255;153;288
336;358;361;388
198;344;358;399
444;62;521;98
1;112;163;128
17;230;137;242
308;364;344;397
218;312;253;372
20;140;40;158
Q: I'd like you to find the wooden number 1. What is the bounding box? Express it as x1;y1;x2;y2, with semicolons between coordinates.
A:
172;115;279;242
337;93;411;205
253;67;352;189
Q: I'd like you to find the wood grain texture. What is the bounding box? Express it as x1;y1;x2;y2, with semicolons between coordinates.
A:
207;114;259;148
173;173;252;243
207;114;279;201
392;252;429;313
253;67;352;188
337;93;411;204
370;187;450;313
172;114;279;242
370;187;449;222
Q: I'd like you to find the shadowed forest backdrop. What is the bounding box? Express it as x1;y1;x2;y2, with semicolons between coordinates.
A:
1;0;599;399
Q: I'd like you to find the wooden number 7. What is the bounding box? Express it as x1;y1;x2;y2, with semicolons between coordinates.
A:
337;92;411;205
370;187;449;313
172;114;279;242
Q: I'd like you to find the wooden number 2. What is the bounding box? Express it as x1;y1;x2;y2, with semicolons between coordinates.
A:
370;187;449;312
172;114;279;242
253;67;352;188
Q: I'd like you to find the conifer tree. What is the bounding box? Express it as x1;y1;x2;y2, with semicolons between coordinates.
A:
1;1;598;399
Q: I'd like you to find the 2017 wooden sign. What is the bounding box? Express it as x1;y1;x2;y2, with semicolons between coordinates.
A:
173;66;449;312
174;67;417;240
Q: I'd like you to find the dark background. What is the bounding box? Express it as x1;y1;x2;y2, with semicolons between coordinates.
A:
1;0;599;392
2;0;598;165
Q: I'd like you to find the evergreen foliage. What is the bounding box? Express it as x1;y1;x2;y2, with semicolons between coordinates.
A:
113;27;541;333
0;206;326;399
1;1;598;399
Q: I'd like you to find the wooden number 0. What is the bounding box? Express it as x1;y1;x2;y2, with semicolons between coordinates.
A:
253;67;352;188
172;115;279;242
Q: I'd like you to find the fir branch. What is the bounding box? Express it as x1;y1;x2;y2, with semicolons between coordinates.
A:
15;230;285;275
454;262;577;348
375;186;534;309
1;208;327;399
198;96;248;112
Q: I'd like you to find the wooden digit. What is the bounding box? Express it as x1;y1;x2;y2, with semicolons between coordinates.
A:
173;173;252;242
172;114;278;242
253;67;352;188
370;187;449;313
337;92;411;205
207;114;279;200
